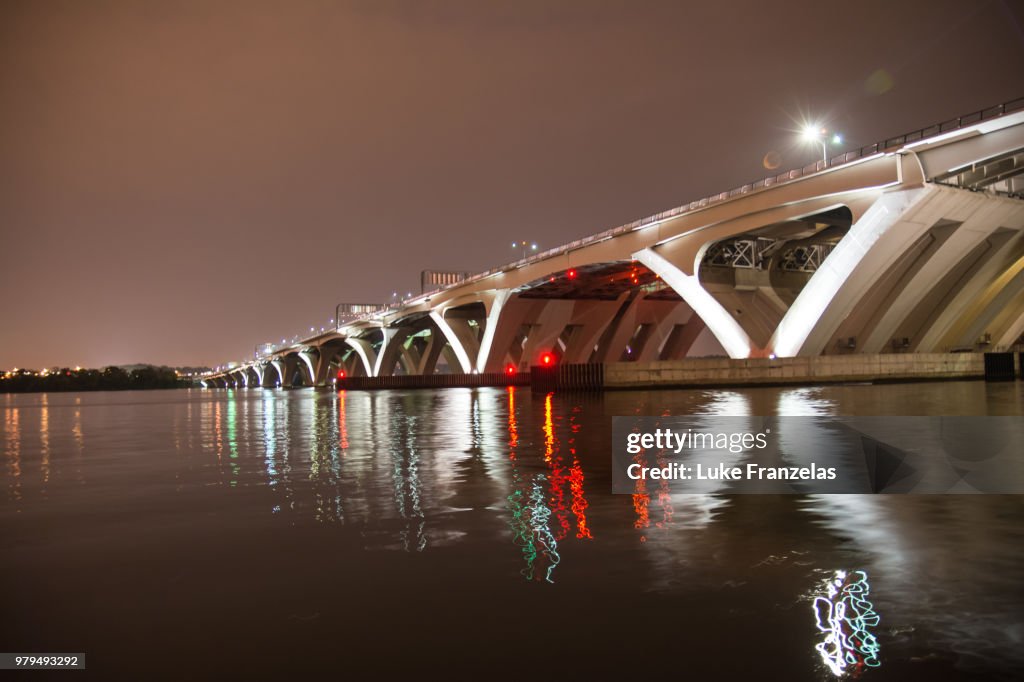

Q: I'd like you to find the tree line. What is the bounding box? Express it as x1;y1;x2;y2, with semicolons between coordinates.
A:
0;366;194;393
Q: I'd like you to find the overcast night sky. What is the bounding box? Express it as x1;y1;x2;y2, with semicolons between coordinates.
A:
1;0;1023;369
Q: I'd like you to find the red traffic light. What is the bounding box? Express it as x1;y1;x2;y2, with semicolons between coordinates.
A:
337;369;346;379
540;352;555;366
567;268;578;279
505;364;517;375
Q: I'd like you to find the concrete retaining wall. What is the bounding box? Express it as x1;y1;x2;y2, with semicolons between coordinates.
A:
603;353;985;389
337;371;529;391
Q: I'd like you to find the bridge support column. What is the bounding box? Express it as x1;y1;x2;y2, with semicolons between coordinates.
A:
769;187;930;357
270;360;286;387
416;331;447;374
659;316;707;360
916;233;1024;351
635;301;695;363
313;340;348;385
298;351;317;386
475;289;512;373
372;328;402;377
997;307;1024;348
280;355;301;386
376;327;426;377
397;337;424;375
952;258;1024;348
559;296;630;364
518;300;575;368
594;291;646;363
345;337;377;377
428;310;474;374
634;247;754;359
271;356;296;386
862;196;1023;353
478;297;536;372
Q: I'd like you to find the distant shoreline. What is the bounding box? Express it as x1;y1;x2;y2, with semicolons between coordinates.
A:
1;366;198;393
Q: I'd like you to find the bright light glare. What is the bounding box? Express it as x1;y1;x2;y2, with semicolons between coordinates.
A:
832;134;842;144
802;124;822;141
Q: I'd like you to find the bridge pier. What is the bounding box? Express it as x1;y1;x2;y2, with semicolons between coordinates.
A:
859;199;1011;353
313;339;348;385
297;350;316;386
345;336;377;377
634;247;755;358
769;188;930;357
428;310;475;374
269;359;286;387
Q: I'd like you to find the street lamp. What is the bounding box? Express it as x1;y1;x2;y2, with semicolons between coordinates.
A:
802;124;843;165
511;240;538;259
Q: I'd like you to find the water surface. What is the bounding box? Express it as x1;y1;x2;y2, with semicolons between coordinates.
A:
2;381;1023;679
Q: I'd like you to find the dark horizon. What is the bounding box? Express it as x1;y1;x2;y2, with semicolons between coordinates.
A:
3;0;1023;369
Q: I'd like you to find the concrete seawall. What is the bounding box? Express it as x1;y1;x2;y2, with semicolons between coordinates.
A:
603;353;985;389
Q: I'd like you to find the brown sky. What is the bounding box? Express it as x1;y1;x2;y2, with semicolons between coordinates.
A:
2;0;1023;369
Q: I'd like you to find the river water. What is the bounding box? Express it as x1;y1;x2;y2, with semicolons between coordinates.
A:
2;381;1023;680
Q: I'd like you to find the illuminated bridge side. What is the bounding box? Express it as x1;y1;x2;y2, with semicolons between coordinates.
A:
203;101;1024;388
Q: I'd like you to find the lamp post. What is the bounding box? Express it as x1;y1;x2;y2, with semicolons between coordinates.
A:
511;240;538;259
802;125;843;165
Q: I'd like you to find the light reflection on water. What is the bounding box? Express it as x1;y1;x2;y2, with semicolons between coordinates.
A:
1;380;1023;679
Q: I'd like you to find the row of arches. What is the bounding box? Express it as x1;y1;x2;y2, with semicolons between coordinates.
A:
208;181;1024;388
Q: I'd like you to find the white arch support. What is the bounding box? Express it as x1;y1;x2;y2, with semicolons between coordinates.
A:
372;329;400;378
429;310;474;373
270;360;285;387
345;338;376;377
633;247;753;359
298;351;316;385
997;307;1024;348
955;261;1024;347
861;198;1016;353
475;289;511;373
770;187;929;357
254;364;265;386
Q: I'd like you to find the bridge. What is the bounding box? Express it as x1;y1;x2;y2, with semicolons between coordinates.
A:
204;99;1024;389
